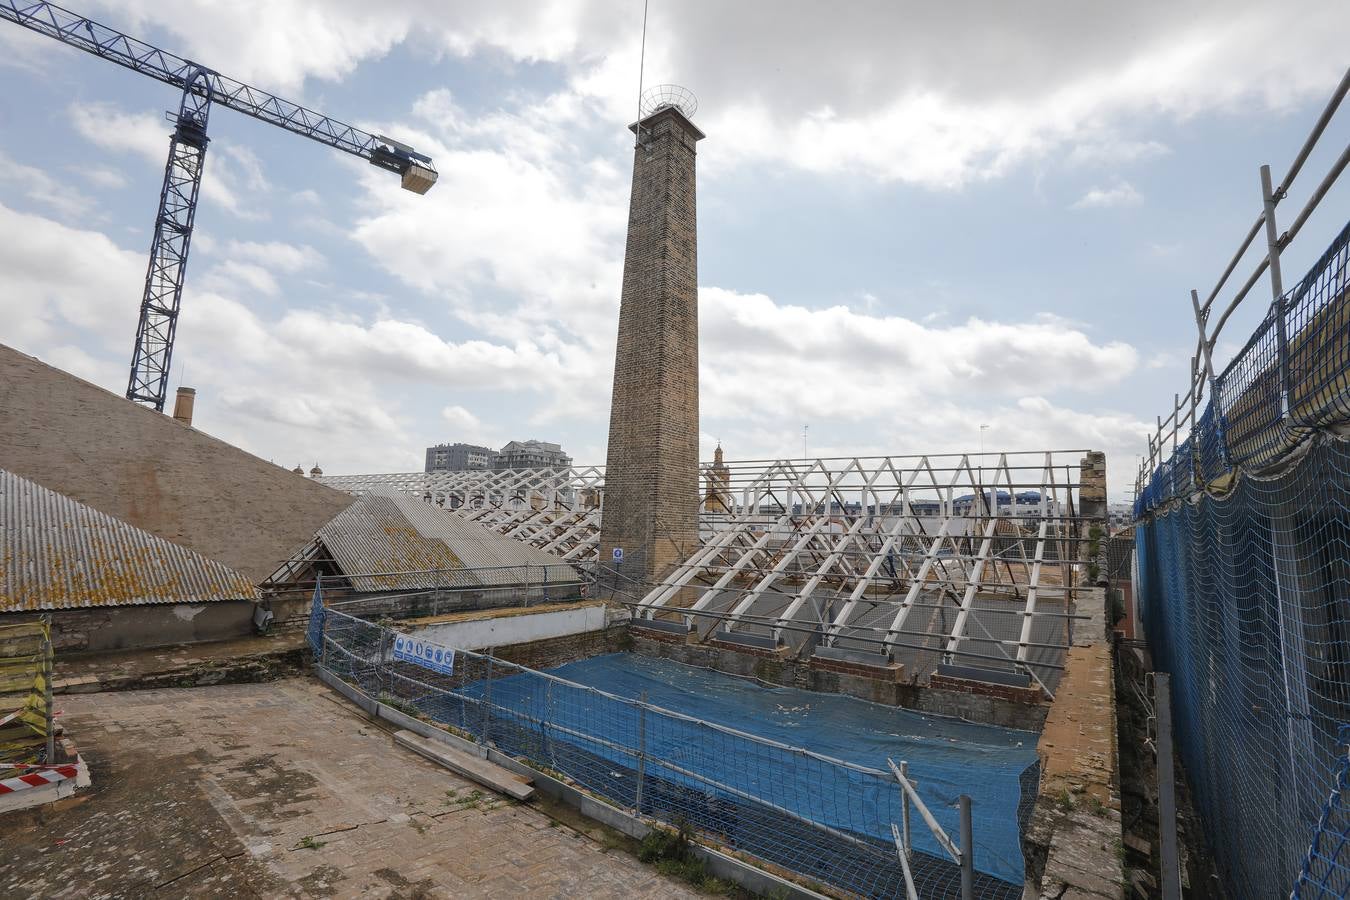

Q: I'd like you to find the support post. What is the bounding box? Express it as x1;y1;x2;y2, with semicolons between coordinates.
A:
1190;289;1229;469
1156;672;1182;900
316;575;329;670
482;654;494;748
43;626;54;764
635;690;648;816
900;760;912;857
1260;163;1290;418
959;793;974;900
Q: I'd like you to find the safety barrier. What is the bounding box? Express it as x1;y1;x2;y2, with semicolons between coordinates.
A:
312;604;1030;899
1133;66;1350;899
0;618;54;780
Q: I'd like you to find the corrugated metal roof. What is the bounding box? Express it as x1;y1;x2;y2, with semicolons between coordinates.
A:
0;469;260;611
309;493;576;591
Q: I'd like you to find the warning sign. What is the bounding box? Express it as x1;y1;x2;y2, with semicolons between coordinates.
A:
391;632;456;676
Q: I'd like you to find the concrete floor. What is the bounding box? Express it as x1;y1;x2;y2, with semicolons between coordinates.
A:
0;678;700;899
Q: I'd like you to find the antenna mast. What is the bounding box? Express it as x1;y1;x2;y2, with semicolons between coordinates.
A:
636;0;649;145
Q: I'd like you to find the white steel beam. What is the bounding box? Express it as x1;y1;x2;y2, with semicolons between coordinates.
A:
942;516;1001;660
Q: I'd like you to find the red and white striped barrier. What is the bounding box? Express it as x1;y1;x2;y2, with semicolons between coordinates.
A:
0;764;78;795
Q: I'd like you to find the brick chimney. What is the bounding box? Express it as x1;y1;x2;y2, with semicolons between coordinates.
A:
599;101;705;590
172;386;196;426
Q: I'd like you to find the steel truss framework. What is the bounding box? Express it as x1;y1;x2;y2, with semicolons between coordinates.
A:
644;451;1094;696
321;450;1096;694
317;467;607;563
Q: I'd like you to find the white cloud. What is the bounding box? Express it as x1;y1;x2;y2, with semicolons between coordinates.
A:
79;166;129;190
0;190;1155;493
439;405;505;447
1072;181;1143;209
58;0;1346;189
350;88;629;352
0;201;143;349
223;239;324;273
0;150;100;220
1066;139;1171;168
698;287;1138;418
67;102;271;219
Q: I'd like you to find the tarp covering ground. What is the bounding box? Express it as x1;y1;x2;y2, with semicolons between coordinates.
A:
483;653;1039;884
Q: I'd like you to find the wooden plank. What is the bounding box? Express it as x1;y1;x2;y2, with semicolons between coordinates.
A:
392;729;534;801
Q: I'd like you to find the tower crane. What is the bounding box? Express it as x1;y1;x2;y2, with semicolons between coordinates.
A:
0;2;439;412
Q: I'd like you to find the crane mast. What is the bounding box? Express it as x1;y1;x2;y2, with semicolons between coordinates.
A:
0;1;438;412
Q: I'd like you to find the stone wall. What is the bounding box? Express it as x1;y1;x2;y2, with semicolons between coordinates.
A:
631;630;1048;731
3;600;256;653
490;623;632;672
599;107;705;588
1022;585;1125;899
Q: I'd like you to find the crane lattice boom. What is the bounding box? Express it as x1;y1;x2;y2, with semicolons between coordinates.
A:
0;1;438;411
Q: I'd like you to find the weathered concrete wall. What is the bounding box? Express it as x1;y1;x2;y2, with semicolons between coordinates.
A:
599;107;705;588
1022;586;1125;899
631;630;1048;731
409;602;610;651
3;600;255;653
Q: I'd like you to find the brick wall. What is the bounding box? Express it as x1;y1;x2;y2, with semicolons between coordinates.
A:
599;108;705;589
492;624;632;672
631;631;1048;730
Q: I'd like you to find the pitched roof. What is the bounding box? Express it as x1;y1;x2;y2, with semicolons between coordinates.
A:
0;469;259;611
0;344;354;583
284;492;577;592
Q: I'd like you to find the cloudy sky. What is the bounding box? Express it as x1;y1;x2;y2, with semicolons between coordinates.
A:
2;1;1347;498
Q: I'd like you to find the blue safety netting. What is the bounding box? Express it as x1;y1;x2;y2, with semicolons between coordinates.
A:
319;605;1038;899
1135;216;1350;897
510;654;1037;881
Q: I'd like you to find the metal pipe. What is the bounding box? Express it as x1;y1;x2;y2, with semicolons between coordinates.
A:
1156;673;1182;900
900;760;912;860
1283;137;1350;249
1260;164;1290;418
887;758;961;863
959;794;974;900
890;823;920;900
635;689;648;816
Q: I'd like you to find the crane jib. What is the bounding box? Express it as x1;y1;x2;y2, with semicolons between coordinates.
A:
0;0;439;411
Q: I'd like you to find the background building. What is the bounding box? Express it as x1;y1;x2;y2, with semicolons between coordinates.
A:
492;439;572;471
425;442;493;473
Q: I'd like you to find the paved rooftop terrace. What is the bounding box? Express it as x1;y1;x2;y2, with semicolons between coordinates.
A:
0;678;699;899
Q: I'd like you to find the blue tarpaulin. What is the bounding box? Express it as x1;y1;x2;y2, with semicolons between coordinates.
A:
472;653;1039;884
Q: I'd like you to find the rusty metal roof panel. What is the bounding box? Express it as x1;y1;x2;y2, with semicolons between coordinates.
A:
313;493;575;591
0;469;260;611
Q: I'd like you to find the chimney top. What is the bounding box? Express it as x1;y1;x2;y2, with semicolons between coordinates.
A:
172;386;197;427
309;464;324;477
291;464;304;475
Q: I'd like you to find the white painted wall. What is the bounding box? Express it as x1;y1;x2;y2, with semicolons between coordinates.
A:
410;605;608;651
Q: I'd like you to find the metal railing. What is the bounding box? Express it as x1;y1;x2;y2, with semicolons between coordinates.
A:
889;758;975;900
1135;67;1350;499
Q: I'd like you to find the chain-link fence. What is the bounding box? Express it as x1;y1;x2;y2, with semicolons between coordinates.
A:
310;601;1028;899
